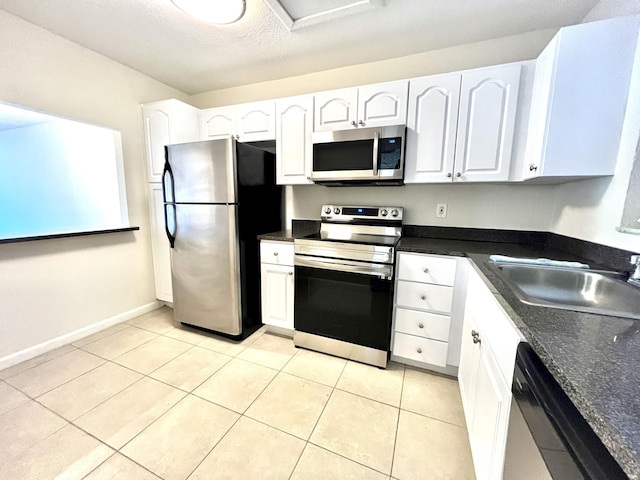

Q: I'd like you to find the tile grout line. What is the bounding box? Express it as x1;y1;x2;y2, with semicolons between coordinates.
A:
285;354;349;480
389;364;407;480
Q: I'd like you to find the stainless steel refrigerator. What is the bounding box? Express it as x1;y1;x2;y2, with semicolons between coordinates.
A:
162;138;282;339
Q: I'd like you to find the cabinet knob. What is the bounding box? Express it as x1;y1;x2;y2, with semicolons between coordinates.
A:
420;294;427;300
273;252;278;256
288;271;293;276
471;330;479;337
456;172;462;178
529;164;538;172
358;120;365;126
351;120;357;127
418;323;424;329
417;347;423;354
423;267;429;274
473;336;482;345
447;172;452;178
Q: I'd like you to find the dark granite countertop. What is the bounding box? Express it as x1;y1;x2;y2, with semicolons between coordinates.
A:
258;225;639;477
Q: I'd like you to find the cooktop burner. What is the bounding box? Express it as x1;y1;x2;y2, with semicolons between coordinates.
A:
300;231;400;247
294;204;404;264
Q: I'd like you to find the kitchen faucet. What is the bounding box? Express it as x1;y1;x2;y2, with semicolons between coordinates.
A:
629;255;640;288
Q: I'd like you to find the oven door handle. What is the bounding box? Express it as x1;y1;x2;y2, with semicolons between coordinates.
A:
295;256;392;279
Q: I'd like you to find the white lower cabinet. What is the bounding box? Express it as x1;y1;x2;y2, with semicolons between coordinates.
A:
260;241;294;333
459;267;523;480
391;252;469;374
148;183;172;303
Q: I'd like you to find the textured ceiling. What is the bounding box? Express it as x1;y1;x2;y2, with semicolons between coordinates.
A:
0;0;599;95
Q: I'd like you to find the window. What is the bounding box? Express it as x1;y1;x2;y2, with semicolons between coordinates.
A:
0;102;130;240
619;134;640;235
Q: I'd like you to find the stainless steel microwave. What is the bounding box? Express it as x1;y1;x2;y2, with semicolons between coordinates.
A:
311;125;406;186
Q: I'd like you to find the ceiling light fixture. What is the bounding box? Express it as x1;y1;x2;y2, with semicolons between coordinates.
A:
171;0;246;24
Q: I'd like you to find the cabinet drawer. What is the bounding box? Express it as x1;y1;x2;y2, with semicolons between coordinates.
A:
397;253;457;286
392;333;448;367
260;241;294;266
394;308;450;342
396;281;453;313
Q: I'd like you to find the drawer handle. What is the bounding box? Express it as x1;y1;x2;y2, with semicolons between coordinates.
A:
417;347;423;354
423;268;429;273
418;323;424;329
420;294;427;300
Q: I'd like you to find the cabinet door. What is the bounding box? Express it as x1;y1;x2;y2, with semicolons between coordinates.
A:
202;106;236;140
470;346;511;480
276;96;314;184
454;64;521;182
148;184;173;303
236;100;276;141
260;263;294;329
314;87;358;131
357;81;408;128
142;100;200;182
458;312;481;426
523;37;557;180
404;74;461;183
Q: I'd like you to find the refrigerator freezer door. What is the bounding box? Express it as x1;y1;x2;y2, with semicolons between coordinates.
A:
171;203;242;336
166;139;237;204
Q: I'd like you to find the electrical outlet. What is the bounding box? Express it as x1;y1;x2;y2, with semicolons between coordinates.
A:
436;203;448;218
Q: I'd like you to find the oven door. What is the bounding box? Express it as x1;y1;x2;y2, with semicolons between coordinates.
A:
293;256;394;353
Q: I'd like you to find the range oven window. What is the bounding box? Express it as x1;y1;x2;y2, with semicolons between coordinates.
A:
294;265;393;351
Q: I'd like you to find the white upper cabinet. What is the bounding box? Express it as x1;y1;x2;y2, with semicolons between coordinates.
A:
313;87;358;131
201;105;236;140
201;100;276;142
142;99;201;182
357;81;409;128
236;100;276;141
314;80;408;131
456;64;521;183
405;64;522;184
276;95;314;185
522;15;640;182
404;73;461;183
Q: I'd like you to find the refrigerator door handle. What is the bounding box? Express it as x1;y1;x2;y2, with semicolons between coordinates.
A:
162;147;175;204
164;203;176;248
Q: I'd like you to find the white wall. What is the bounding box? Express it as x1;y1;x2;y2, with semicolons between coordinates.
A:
0;11;190;365
191;29;557;107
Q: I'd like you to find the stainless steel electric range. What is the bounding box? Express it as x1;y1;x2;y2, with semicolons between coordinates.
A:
293;205;403;368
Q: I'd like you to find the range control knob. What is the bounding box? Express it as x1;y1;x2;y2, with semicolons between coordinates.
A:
380;209;388;217
391;209;399;217
334;207;341;214
324;207;331;214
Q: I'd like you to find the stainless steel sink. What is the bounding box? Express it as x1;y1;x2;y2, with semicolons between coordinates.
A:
486;262;640;320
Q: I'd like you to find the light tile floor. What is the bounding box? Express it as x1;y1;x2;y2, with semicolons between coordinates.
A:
0;307;475;479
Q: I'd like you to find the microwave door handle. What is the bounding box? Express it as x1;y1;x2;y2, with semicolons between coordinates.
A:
372;131;379;176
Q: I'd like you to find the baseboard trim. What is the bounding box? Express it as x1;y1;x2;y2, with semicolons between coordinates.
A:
0;301;164;371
